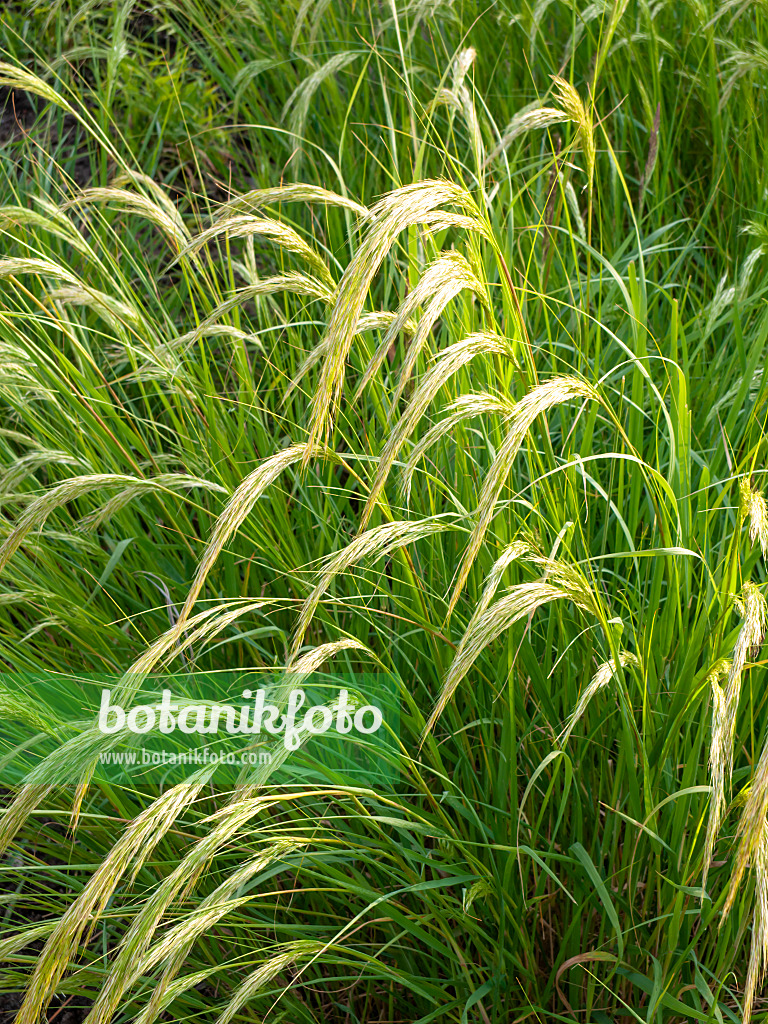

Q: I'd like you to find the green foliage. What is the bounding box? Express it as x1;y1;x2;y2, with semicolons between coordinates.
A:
0;0;767;1021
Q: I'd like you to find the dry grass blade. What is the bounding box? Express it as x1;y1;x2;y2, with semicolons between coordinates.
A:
485;105;574;166
48;285;142;327
0;603;262;842
360;333;510;529
282;52;360;168
0;450;85;494
724;584;767;775
562;177;586;241
742;221;768;254
0;679;58;735
638;102;661;210
703;658;731;889
447;376;599;616
291;0;333;49
705;585;768;888
431;48;484;171
462;539;529;639
187;274;334;345
86;839;310;1024
0;257;80;286
67;598;274;820
740;478;768;558
285;312;417;405
110;171;185;223
722;739;768;1024
130;969;217;1024
285;637;374;678
720;42;768;110
0;62;74;112
0;600;272;858
122;601;273;695
0;202;91;255
85;800;294;1023
703;248;764;340
0;474;141;573
724;742;768;918
452;47;477;94
485;77;593;194
742;823;768;1024
550;76;595;201
78;475;227;532
0;923;58;963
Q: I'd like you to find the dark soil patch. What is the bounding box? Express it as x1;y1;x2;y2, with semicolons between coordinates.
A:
0;87;37;146
0;85;92;187
0;992;91;1022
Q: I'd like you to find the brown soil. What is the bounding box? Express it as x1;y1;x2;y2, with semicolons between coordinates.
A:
0;992;91;1023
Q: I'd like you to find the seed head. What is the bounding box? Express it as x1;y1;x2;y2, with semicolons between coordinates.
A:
740;478;768;558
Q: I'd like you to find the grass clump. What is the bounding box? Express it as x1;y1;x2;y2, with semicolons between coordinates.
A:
0;1;767;1022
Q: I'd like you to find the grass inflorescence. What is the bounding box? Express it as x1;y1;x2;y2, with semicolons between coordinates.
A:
0;0;767;1021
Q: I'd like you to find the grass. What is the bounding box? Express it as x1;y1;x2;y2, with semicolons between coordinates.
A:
0;0;767;1021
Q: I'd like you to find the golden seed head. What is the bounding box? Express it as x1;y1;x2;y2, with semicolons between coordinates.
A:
740;478;768;558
